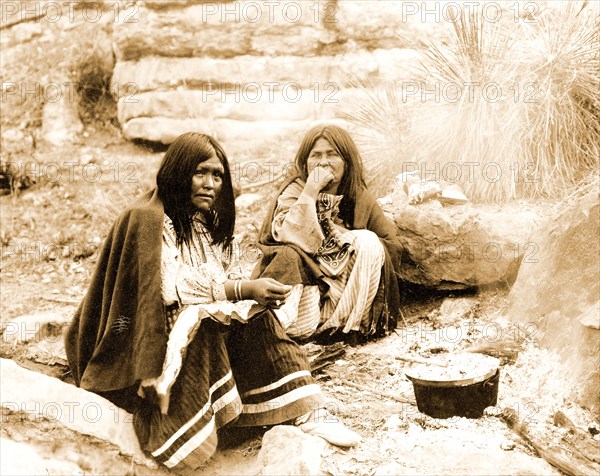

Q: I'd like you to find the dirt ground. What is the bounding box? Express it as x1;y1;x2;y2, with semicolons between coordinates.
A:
1;133;599;475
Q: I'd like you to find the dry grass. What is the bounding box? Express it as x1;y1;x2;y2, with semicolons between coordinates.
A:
342;1;600;202
521;1;600;197
73;37;118;128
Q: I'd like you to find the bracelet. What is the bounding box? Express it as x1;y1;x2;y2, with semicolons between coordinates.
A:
234;280;244;301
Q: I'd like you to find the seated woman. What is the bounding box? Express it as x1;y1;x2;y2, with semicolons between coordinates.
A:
65;132;359;472
252;125;402;341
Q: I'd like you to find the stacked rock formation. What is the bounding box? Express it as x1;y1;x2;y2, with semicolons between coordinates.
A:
110;0;439;148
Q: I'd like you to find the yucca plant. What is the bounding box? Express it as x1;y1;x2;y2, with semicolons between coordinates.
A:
341;1;599;202
339;80;412;193
518;0;600;197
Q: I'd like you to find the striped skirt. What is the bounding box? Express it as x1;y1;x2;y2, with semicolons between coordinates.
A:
133;311;323;470
281;229;385;339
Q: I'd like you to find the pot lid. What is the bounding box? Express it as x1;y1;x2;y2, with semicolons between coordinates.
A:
404;353;500;387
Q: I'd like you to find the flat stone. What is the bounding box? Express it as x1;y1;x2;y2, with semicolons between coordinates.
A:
117;89;319;124
250;28;336;56
111;49;421;98
111;55;333;94
257;425;325;476
335;0;446;48
122;117;214;143
0;358;149;464
121;116;318;149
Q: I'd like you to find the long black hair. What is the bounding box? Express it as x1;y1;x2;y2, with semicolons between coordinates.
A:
294;124;367;223
156;132;235;250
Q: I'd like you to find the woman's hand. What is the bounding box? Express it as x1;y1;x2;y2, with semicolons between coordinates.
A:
243;278;292;308
305;165;335;194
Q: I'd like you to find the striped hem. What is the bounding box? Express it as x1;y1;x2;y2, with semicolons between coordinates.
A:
240;370;311;398
151;370;234;458
237;392;324;427
236;383;323;427
242;383;321;414
150;370;242;468
161;416;217;468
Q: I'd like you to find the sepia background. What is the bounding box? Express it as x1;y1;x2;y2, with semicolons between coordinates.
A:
1;1;598;474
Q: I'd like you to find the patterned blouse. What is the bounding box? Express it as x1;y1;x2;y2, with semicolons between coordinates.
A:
161;212;244;308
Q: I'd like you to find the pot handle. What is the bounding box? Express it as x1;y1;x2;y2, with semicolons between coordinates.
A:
483;369;500;387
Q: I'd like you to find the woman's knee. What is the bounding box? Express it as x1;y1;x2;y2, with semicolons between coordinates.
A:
350;229;383;252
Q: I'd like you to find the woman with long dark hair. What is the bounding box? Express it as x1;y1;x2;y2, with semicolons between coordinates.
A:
66;132;359;471
253;125;402;340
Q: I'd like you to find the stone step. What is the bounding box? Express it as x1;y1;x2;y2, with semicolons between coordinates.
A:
120;116;353;147
111;49;421;97
116;89;322;124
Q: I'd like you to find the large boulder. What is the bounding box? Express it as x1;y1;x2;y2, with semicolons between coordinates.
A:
0;358;151;464
506;187;599;413
385;193;547;289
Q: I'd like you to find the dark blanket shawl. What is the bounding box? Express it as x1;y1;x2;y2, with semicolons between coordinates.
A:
65;189;168;395
251;177;402;336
